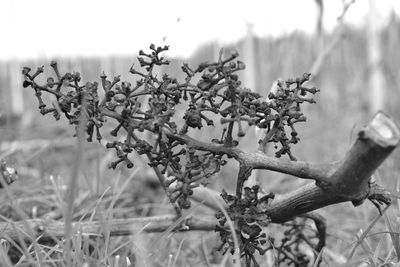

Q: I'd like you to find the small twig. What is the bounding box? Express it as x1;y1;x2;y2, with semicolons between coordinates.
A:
337;0;356;22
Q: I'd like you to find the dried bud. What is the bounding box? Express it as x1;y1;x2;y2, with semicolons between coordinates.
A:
231;49;239;58
23;80;32;88
236;61;246;70
303;73;311;80
238;130;245;137
177;197;191;209
184;109;202;129
22;67;31;75
47;77;55;88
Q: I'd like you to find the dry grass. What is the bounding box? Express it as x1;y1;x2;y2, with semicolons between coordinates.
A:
0;115;399;267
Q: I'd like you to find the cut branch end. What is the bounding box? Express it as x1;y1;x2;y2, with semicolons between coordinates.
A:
359;111;400;147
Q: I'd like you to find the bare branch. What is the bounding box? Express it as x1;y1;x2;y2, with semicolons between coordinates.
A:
241;151;333;183
268;112;400;221
167;130;333;183
0;215;217;242
167;132;240;158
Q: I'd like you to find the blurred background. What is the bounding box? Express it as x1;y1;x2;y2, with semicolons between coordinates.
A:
1;0;400;265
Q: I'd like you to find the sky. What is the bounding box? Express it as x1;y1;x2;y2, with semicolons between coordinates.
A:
0;0;399;60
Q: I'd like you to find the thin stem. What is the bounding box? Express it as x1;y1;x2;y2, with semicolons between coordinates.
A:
225;121;235;147
236;164;252;198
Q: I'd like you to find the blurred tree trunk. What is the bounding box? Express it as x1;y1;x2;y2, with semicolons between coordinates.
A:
367;0;385;114
315;0;324;48
7;1;24;121
9;59;24;117
243;23;256;92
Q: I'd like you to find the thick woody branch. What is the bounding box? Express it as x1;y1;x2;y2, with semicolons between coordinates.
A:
267;179;393;223
262;112;400;222
191;184;342;223
267;183;345;223
192;112;400;223
327;112;400;199
191;177;393;224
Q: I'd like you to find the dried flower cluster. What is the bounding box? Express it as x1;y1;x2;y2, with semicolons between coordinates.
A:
216;185;273;266
22;44;320;266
